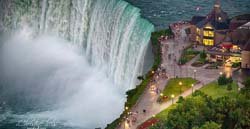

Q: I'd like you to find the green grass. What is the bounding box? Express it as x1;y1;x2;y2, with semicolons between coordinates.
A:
161;78;197;99
155;104;177;119
179;46;200;65
200;81;239;99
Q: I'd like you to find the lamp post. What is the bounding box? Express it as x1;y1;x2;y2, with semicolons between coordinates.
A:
193;69;197;79
219;71;223;76
160;93;163;97
191;84;194;94
179;81;183;94
171;94;175;104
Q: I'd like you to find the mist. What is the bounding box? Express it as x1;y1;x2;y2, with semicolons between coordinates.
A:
0;32;125;128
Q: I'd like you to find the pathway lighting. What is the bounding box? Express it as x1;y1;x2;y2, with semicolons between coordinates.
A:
171;94;175;104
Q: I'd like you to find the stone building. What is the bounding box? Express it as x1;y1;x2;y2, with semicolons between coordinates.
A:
189;0;229;46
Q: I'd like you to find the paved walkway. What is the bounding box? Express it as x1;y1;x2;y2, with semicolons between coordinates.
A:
117;24;222;129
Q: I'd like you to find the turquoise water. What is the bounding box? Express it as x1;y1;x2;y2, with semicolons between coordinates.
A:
126;0;250;30
0;0;154;129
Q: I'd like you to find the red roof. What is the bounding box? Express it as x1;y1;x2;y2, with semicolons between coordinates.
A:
220;42;233;49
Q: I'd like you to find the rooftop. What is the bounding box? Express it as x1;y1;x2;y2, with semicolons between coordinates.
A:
238;22;250;30
192;0;229;30
190;16;206;25
243;40;250;51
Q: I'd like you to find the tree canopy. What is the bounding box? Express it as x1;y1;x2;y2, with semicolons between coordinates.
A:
151;81;250;129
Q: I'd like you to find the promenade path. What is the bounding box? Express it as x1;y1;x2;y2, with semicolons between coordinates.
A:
117;24;222;129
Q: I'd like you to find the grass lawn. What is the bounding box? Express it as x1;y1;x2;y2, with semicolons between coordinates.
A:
155;104;177;119
179;47;200;65
200;81;239;99
160;78;197;100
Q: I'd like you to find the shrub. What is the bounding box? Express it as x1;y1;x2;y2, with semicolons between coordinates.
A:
232;62;241;68
218;74;233;85
227;84;232;91
200;50;207;59
177;96;185;103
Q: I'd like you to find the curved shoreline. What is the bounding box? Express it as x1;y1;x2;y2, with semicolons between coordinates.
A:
106;29;173;129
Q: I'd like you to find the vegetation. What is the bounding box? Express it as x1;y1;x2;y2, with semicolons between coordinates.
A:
200;82;238;99
158;78;197;102
150;77;250;129
179;46;200;65
106;29;173;129
205;62;219;69
217;74;233;85
241;77;250;98
232;62;241;68
193;122;221;129
192;50;207;67
151;29;173;69
155;104;177;119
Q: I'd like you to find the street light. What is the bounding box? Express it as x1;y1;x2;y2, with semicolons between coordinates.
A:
171;94;175;104
179;81;183;94
160;93;164;97
191;84;194;94
193;69;197;79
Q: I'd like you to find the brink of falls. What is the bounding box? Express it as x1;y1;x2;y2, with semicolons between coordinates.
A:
0;0;154;128
0;0;154;89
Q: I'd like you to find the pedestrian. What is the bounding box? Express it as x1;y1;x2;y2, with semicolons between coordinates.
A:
143;109;146;113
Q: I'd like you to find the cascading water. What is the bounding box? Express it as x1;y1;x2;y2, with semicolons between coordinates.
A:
0;0;154;128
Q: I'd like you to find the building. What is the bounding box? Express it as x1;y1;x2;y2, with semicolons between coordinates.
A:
229;14;250;30
241;40;250;69
189;0;229;46
230;21;250;46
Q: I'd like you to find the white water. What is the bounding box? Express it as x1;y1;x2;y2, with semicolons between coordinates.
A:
0;32;125;128
0;0;154;128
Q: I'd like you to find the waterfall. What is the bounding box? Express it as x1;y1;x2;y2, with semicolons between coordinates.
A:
0;0;154;89
0;0;154;128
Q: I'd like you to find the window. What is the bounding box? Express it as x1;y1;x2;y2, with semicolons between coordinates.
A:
203;31;214;37
196;36;200;42
196;28;200;35
203;39;214;46
204;25;213;29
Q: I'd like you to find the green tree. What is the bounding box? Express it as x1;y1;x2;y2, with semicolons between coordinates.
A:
218;75;227;85
218;75;232;85
200;50;207;59
198;122;221;129
241;77;250;98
